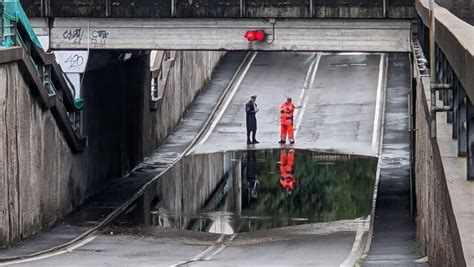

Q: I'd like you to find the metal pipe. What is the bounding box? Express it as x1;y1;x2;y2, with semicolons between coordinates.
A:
432;106;453;112
429;0;435;78
431;83;453;90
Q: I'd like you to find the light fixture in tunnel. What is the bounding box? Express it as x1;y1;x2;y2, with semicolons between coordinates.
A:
244;30;265;42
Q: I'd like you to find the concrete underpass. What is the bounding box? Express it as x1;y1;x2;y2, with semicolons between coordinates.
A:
1;0;473;266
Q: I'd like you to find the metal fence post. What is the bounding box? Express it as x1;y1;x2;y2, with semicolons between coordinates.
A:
467;97;474;180
446;63;454;123
240;0;246;18
0;0;4;43
171;0;176;17
452;78;459;139
458;85;468;156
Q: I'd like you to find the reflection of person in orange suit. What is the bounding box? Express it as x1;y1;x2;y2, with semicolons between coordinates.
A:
279;97;295;145
279;148;296;192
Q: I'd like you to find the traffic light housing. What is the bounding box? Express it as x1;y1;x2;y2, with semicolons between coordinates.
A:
244;30;265;42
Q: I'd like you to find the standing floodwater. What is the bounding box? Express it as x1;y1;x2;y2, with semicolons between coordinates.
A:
114;149;377;234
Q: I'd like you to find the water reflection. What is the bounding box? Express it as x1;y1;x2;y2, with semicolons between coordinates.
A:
279;148;296;193
115;149;377;234
246;150;260;200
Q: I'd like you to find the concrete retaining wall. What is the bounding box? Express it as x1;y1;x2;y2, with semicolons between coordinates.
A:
0;62;75;246
0;50;225;247
145;51;225;153
413;73;465;266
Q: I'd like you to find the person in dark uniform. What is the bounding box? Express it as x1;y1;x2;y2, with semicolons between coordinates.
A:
245;95;260;145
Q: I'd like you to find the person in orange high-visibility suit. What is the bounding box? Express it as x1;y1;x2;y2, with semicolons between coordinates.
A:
279;97;295;145
279;148;296;192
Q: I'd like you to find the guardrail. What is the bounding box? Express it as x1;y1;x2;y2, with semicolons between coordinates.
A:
416;0;474;180
20;0;416;19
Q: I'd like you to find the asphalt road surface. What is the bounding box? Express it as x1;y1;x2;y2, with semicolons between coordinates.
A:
5;52;385;267
194;52;383;156
10;219;368;266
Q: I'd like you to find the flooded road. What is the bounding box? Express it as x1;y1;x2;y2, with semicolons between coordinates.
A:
7;52;386;267
114;149;377;235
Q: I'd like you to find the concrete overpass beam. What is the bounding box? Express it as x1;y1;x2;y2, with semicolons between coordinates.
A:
31;18;412;52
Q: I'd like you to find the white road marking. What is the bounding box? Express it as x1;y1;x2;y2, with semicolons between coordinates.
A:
187;52;258;155
203;233;237;261
372;54;386;154
339;224;365;267
0;235;97;266
171;233;234;266
293;53;322;138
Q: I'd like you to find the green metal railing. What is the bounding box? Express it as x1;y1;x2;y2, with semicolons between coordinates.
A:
1;0;4;43
1;0;85;144
1;0;42;48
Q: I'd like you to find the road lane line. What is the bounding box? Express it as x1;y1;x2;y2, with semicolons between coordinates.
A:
0;235;97;266
371;54;386;154
340;223;365;267
191;234;225;261
293;52;317;110
294;53;322;138
172;233;232;266
302;53;318;91
186;52;258;155
203;233;237;261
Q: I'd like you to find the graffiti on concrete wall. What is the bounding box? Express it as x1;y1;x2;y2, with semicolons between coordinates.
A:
54;51;88;73
62;28;84;44
61;28;110;47
90;30;109;48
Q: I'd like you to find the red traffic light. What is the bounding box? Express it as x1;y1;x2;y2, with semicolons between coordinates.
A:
244;30;265;42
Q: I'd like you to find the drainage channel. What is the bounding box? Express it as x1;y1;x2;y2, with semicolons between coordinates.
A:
111;149;377;235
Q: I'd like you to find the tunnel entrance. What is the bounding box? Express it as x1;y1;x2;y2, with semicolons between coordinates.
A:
112;149;377;234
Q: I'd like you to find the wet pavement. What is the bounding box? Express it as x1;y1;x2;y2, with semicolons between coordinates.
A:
8;149;377;266
0;51;248;260
194;52;383;157
11;222;366;266
1;52;416;267
113;149;377;234
364;53;422;266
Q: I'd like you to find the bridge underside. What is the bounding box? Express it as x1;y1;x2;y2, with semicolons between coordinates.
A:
32;18;412;52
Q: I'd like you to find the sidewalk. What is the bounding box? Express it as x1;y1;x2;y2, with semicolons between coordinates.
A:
364;53;422;266
0;51;247;260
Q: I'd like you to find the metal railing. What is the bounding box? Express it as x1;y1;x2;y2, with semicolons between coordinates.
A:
1;0;4;42
3;13;85;151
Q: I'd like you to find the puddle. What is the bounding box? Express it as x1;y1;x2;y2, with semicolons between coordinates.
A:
114;149;377;234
